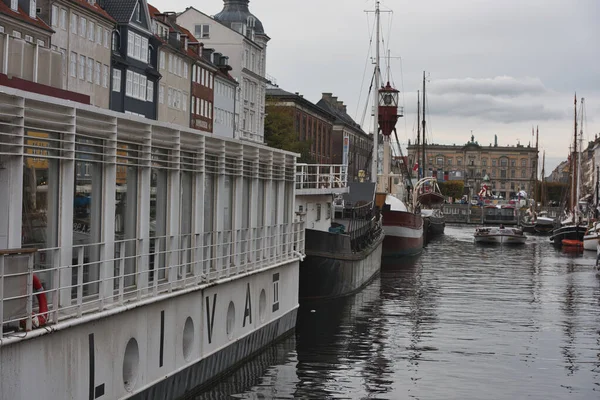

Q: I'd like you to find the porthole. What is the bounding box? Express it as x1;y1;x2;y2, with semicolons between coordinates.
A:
182;317;194;361
259;289;267;323
226;301;235;340
123;338;140;392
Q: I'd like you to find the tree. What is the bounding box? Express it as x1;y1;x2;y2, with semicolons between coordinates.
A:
438;180;464;201
264;106;312;163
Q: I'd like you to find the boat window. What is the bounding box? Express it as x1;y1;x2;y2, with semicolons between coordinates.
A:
316;203;322;221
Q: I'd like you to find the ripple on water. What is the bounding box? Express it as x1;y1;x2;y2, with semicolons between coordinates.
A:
194;226;600;400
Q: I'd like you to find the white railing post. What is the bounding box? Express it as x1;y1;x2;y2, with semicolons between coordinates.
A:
0;254;4;333
118;241;125;305
25;253;33;331
76;247;84;318
52;249;60;323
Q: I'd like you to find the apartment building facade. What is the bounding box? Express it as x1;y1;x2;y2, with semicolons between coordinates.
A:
39;0;115;107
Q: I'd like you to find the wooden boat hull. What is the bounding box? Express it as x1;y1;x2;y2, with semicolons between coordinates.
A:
418;191;445;207
550;225;586;248
382;210;424;257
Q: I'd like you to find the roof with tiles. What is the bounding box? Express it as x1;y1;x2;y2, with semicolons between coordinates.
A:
102;0;138;23
70;0;116;23
0;2;53;32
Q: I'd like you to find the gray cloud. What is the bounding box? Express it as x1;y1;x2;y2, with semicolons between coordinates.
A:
425;92;565;123
430;76;548;97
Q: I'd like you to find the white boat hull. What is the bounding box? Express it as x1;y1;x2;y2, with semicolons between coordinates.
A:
583;234;599;251
474;234;527;244
474;227;527;245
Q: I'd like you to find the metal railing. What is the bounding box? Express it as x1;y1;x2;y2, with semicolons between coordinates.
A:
295;164;348;191
1;222;305;339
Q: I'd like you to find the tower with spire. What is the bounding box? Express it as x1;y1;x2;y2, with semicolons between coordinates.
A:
178;0;270;143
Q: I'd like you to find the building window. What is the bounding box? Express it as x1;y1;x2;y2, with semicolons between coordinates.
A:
127;31;148;62
112;32;119;51
103;29;109;48
28;0;36;18
95;61;101;85
78;55;85;79
86;58;93;82
112;69;121;92
147;81;153;102
71;14;77;34
159;51;165;69
511;170;516;178
501;170;507;179
60;8;67;30
134;2;141;22
25;35;33;43
132;72;139;98
167;87;172;107
482;158;487;166
501;158;507;167
52;5;59;26
521;159;527;167
194;24;210;38
96;25;102;45
492;159;497;166
183;63;188;79
102;65;108;88
191;97;195;114
457;158;462;166
159;84;164;104
69;51;77;77
88;21;94;41
79;17;86;37
0;26;4;33
125;70;132;95
511;160;516;167
10;0;17;11
37;39;44;46
521;169;526;178
436;157;443;166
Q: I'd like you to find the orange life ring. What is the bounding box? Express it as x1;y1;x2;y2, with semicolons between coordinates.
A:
20;274;48;330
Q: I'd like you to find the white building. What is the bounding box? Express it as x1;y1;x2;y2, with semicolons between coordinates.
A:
213;55;237;138
40;0;115;108
177;0;269;143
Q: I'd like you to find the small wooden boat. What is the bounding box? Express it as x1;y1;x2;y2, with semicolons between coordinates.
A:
562;239;583;248
474;226;527;244
417;190;445;207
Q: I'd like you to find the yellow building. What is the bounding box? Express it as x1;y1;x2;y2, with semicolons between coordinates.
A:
407;135;539;200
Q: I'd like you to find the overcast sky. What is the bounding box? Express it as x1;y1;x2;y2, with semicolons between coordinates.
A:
156;0;600;174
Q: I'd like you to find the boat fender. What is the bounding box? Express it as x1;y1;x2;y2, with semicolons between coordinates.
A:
20;274;48;330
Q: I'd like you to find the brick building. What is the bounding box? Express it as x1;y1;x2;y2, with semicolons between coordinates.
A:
317;93;372;182
266;87;335;164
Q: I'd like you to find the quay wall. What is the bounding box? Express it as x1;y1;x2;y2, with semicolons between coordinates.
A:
443;205;562;225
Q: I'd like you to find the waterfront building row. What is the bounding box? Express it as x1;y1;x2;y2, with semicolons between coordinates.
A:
407;135;539;200
0;0;268;142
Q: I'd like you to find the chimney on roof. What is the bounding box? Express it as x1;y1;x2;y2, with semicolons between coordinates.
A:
212;52;222;65
202;47;215;61
322;93;333;101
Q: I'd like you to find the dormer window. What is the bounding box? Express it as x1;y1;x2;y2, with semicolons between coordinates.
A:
10;0;17;12
29;0;36;18
133;2;141;23
194;24;209;39
231;22;245;35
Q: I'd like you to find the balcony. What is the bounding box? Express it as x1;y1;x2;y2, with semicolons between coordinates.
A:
295;164;349;195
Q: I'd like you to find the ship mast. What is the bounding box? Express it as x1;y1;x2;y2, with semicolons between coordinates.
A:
575;97;584;222
541;150;546;206
572;94;577;217
421;71;426;179
416;90;421;179
371;0;380;183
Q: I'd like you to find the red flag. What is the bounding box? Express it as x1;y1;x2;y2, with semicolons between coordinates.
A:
413;162;419;172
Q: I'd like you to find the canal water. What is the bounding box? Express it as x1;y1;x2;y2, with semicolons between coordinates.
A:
195;226;600;399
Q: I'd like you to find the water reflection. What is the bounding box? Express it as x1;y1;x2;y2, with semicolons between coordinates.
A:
195;226;600;400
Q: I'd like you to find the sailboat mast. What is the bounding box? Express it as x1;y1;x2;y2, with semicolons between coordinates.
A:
421;71;426;178
572;94;577;216
371;0;380;183
575;98;584;221
541;150;546;206
417;90;421;179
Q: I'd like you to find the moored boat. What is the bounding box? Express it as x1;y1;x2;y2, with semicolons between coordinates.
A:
380;194;424;257
583;222;600;251
474;226;527;244
298;180;384;300
534;215;555;234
